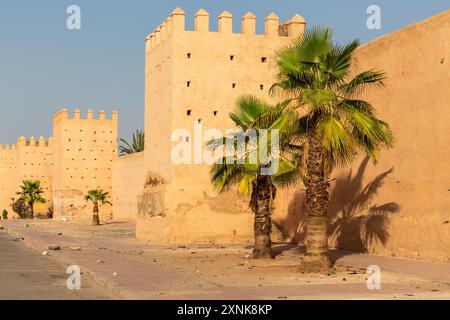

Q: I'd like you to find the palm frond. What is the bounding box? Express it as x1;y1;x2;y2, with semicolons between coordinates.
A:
317;114;355;165
119;130;144;155
322;39;360;83
340;70;386;97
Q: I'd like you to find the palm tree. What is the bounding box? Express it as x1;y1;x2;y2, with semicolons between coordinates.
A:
16;180;46;219
84;189;112;225
119;130;144;155
272;26;394;270
209;96;301;259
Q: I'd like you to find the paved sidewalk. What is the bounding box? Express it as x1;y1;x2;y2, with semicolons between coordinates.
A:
0;231;111;300
1;220;449;300
339;253;450;285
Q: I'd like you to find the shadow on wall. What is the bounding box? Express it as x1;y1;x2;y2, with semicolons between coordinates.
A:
274;157;400;252
329;157;400;252
273;190;307;245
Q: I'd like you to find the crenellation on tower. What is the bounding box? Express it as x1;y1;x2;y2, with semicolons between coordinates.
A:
53;108;69;122
155;28;161;46
99;110;106;120
218;11;233;33
0;143;14;152
16;136;26;147
146;8;307;51
111;110;119;123
241;11;257;35
160;22;167;38
87;108;94;120
287;14;306;37
73;108;81;119
165;17;173;35
194;9;210;32
149;33;156;48
265;12;280;36
38;136;47;147
170;7;186;32
53;108;117;121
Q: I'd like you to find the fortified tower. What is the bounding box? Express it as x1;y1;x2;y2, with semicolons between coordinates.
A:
52;108;118;221
139;8;306;242
15;136;53;214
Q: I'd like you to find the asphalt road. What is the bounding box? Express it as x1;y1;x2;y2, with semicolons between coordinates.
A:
0;229;111;300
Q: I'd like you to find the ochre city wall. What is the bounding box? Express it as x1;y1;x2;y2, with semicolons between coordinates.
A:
0;138;52;217
0;144;17;216
112;152;145;221
0;108;118;221
329;10;450;262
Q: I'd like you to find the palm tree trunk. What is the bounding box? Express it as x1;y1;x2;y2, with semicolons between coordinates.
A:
92;203;100;225
302;121;332;271
251;175;274;259
29;201;34;219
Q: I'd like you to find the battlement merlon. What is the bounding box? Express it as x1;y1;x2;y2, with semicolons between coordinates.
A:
0;143;16;153
15;136;52;147
145;7;307;49
52;108;118;122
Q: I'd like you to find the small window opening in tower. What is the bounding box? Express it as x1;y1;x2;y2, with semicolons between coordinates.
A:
198;119;202;124
186;136;190;142
214;111;218;116
230;55;234;61
232;83;236;89
261;57;267;63
187;81;191;87
187;110;192;116
260;84;264;90
187;53;191;59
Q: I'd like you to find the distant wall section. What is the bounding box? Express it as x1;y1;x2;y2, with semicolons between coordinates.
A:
112;152;145;221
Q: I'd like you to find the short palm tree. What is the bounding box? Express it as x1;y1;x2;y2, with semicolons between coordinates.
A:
272;26;394;270
209;96;301;259
84;189;112;225
119;130;144;155
16;180;46;219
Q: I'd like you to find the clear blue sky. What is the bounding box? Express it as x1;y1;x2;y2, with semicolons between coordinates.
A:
0;0;449;144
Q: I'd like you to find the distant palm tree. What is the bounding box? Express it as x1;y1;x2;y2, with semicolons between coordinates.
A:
16;180;46;219
209;96;302;259
272;26;394;270
119;130;144;155
84;189;112;225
